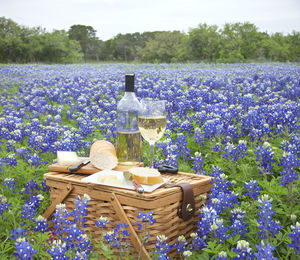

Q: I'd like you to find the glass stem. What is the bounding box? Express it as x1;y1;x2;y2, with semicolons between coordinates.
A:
149;141;155;168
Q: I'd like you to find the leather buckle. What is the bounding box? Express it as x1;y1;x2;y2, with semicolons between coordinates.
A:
166;183;195;221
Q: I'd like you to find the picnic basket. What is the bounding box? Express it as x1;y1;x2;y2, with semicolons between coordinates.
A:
44;161;212;259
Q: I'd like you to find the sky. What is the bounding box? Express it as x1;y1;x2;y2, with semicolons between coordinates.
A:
1;0;300;40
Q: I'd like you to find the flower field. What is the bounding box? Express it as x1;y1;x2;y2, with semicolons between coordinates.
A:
0;63;299;259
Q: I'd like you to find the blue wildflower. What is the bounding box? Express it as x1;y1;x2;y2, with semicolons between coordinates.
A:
229;208;249;238
254;142;275;175
254;241;277;259
14;238;38;260
95;216;110;228
0;195;11;218
192;152;205;174
278;152;300;186
154;234;171;260
34;215;49;233
233;240;254;260
215;251;228;260
289;222;300;254
22;179;40;194
137;210;156;229
48;240;69;260
173;235;188;253
9;227;27;239
257;195;282;239
3;178;16;192
244;179;262;200
71;194;91;228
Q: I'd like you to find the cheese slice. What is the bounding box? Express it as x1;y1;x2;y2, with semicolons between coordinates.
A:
57;151;80;166
128;167;163;185
97;174;124;186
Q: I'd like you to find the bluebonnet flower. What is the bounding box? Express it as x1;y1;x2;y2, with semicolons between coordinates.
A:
244;180;262;200
3;178;16;192
223;142;236;161
26;194;44;210
137;211;156;227
229;208;249;238
155;137;180;167
223;140;248;163
76;234;93;256
41;179;50;192
95;216;110;228
176;133;191;160
48;240;69;260
197;206;219;238
0;194;11;218
254;241;277;259
0;158;4;172
104;222;130;249
213;142;221;152
278;152;300;186
22;179;40;194
173;235;188;253
52;203;71;238
71;194;91;228
9;227;27;239
215;251;228;260
72;251;89;260
34;215;49;233
6;140;17;152
20;204;37;223
194;127;205;145
64;224;84;246
189;232;206;251
14;238;38;260
26;153;43;167
207;168;239;214
226;125;240;140
257;195;282;239
210;218;229;243
280;137;300;158
4;153;17;166
154;234;171;260
192;152;205;174
289;222;300;254
233;240;254;260
254;142;275;175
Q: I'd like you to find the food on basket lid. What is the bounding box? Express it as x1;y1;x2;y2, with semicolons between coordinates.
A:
57;151;80;166
128;167;163;185
89;140;118;170
97;174;124;186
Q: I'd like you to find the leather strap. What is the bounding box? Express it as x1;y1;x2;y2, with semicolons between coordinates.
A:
166;183;195;221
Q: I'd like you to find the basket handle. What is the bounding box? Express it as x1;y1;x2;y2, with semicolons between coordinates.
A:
110;192;151;260
43;183;73;219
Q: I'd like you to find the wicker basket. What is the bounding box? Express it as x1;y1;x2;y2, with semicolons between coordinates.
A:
44;171;212;259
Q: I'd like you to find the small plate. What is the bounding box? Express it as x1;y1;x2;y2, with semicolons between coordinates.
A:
81;169;167;193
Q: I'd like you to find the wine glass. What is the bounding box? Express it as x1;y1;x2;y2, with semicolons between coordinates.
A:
138;99;167;168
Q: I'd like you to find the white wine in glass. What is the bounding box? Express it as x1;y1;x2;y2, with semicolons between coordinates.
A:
138;100;167;168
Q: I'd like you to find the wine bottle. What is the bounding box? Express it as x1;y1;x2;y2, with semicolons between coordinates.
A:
116;74;142;165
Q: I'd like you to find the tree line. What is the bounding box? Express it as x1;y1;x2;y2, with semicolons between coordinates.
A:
0;17;299;63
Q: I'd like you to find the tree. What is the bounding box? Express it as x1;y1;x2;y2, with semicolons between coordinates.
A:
137;31;186;63
0;17;83;63
68;25;98;62
187;23;221;61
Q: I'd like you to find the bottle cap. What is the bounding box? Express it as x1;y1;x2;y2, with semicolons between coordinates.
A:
125;74;135;92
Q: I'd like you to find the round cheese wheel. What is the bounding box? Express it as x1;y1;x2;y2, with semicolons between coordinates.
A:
128;167;163;185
